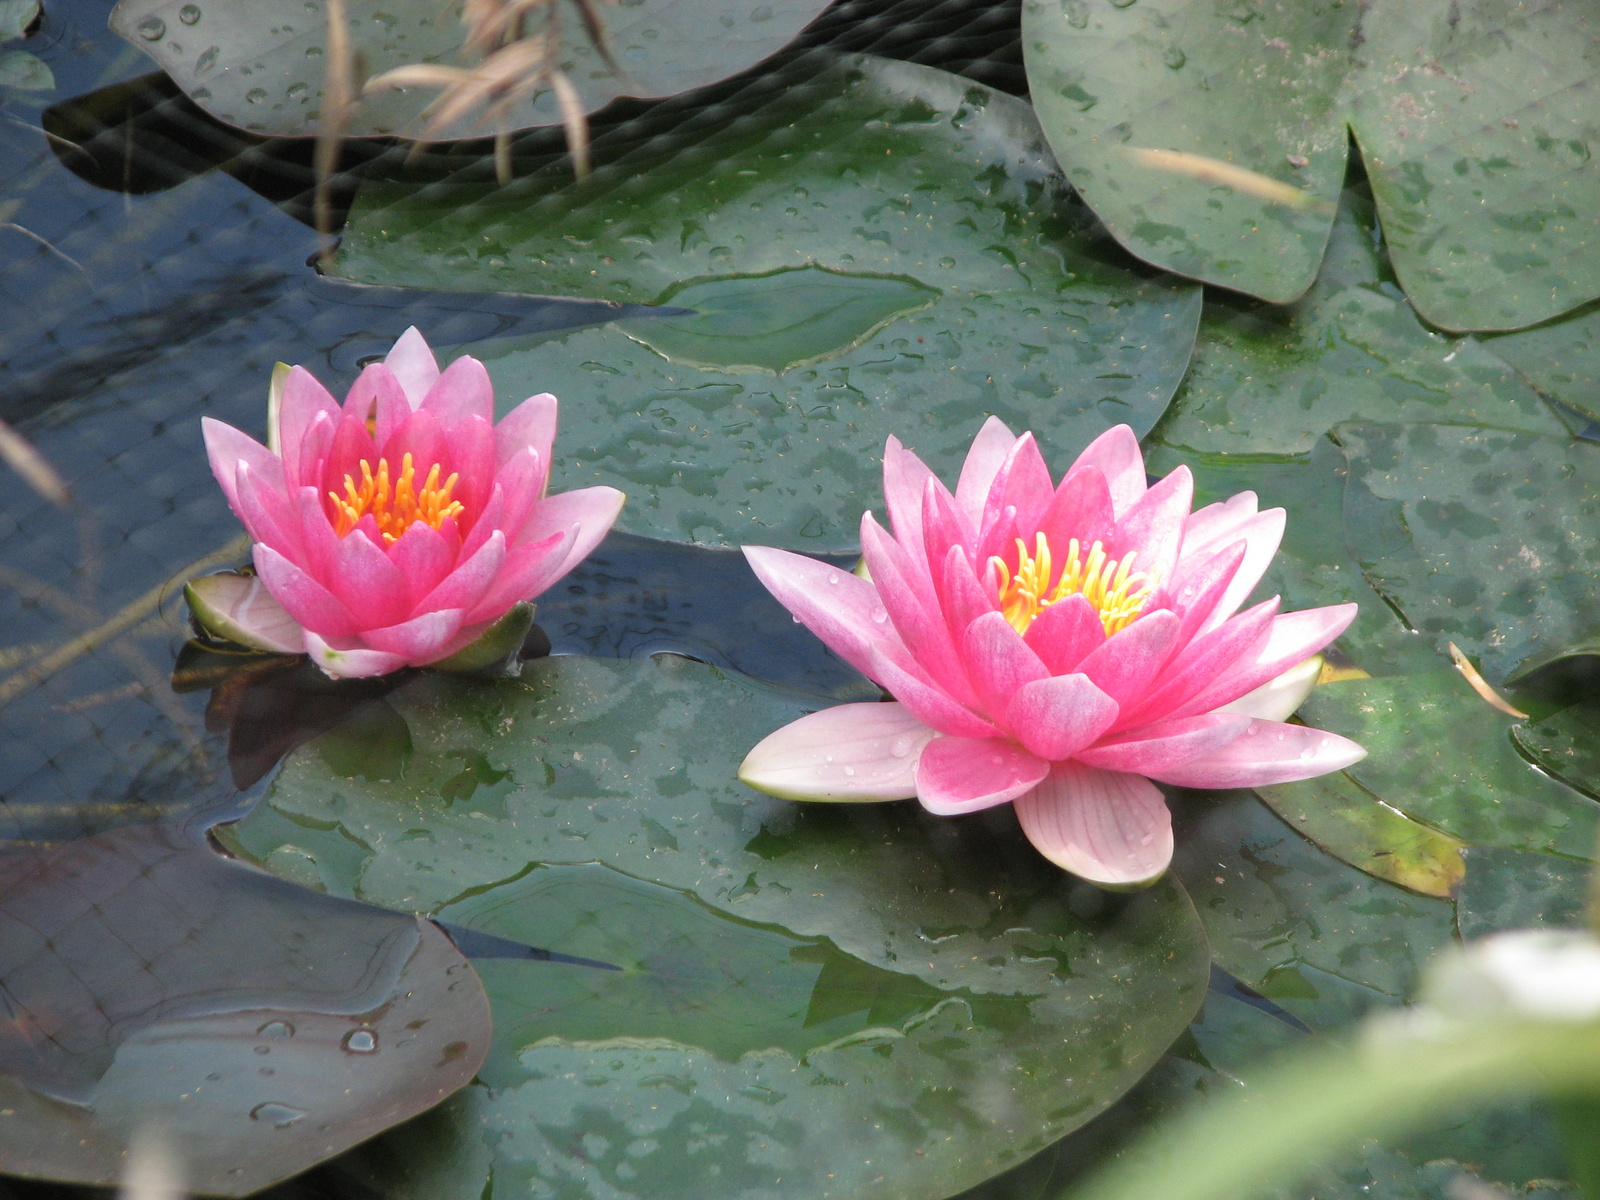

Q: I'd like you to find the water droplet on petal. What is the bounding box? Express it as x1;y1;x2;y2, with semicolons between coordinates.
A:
249;1102;305;1128
179;4;202;24
341;1028;378;1054
871;607;888;624
843;765;856;776
1139;832;1155;846
256;1020;295;1039
827;572;841;585
137;16;166;39
1299;748;1316;760
890;737;913;758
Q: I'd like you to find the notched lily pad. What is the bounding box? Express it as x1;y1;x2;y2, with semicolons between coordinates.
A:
335;55;1201;549
1293;673;1600;859
0;824;489;1194
1513;702;1600;802
232;654;1211;1200
1339;423;1600;682
1021;0;1600;329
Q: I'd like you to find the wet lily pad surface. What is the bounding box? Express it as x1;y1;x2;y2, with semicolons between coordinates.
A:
229;654;1210;1200
335;54;1201;549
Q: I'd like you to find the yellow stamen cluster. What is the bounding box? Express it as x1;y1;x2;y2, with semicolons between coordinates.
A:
329;452;464;543
991;534;1156;636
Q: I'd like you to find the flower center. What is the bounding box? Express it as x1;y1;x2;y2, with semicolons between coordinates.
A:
329;452;464;543
990;534;1156;636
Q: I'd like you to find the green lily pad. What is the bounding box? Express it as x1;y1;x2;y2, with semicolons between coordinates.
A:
0;47;51;90
1144;438;1442;678
0;824;489;1194
1292;673;1600;858
1485;299;1600;425
230;654;1211;1200
0;0;38;42
334;55;1201;548
1255;772;1466;899
1339;423;1600;682
1149;187;1566;457
1022;0;1600;330
1168;789;1456;999
109;0;834;138
1512;702;1600;801
1456;846;1593;940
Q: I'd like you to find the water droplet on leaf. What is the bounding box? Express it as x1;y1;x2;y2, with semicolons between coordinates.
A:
341;1028;378;1053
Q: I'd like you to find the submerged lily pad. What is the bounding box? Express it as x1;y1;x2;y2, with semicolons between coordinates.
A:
1339;423;1600;682
1292;674;1600;859
231;654;1210;1200
1456;846;1593;940
1512;703;1600;802
0;824;489;1194
335;55;1201;549
1150;187;1566;457
110;0;833;138
1022;0;1600;329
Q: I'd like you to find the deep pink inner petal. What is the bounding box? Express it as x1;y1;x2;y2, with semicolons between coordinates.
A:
915;734;1048;815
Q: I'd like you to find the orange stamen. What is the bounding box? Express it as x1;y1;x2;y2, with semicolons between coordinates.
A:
328;452;465;543
990;534;1156;636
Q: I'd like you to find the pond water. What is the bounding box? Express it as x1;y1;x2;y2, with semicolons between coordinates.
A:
2;0;1599;1197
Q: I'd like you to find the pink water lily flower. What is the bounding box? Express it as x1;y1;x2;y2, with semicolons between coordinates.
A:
740;419;1365;888
196;328;624;678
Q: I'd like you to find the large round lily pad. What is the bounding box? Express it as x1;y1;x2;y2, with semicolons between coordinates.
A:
1339;422;1600;682
109;0;834;138
228;654;1210;1200
334;54;1201;549
1022;0;1600;330
1149;186;1566;457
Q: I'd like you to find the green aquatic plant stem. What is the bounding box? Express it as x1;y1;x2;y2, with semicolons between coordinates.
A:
1068;1020;1600;1200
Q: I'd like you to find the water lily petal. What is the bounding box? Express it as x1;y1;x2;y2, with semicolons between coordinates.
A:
383;326;440;406
882;434;938;573
415;529;506;617
495;392;558;474
1108;463;1193;584
1022;592;1107;674
387;520;458;610
862;514;975;706
422;353;495;426
303;629;410;679
915;735;1049;815
1015;763;1172;887
1165;538;1247;650
1070;425;1146;516
739;702;935;802
274;367;340;488
1119;596;1279;728
1179;504;1286;635
1005;673;1119;761
380;405;445;485
1075;609;1181;709
360;607;467;661
955;415;1018;527
1172;604;1356;719
185;572;306;654
978;432;1053;558
487;447;545;551
461;529;565;625
1216;654;1323;721
234;461;302;558
745;544;903;680
1150;719;1366;788
1036;464;1116;558
513;484;625;577
202;418;280;514
921;475;978;580
961;610;1050;717
365;365;416;461
443;412;496;517
253;543;363;640
292;409;336;499
1077;712;1250;775
325;525;411;628
865;644;998;739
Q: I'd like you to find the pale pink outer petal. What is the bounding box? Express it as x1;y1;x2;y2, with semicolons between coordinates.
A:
1215;655;1323;721
955;415;1018;527
383;326;440;407
253;543;363;639
422;354;495;426
1014;763;1173;887
495;393;558;474
234;462;303;558
1004;673;1120;761
881;435;938;573
1149;719;1367;788
186;572;306;654
202;418;281;514
744;545;906;683
1076;713;1251;775
360;608;467;662
865;645;999;739
915;735;1049;815
303;629;410;679
739;703;936;802
1070;425;1147;516
861;514;975;706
